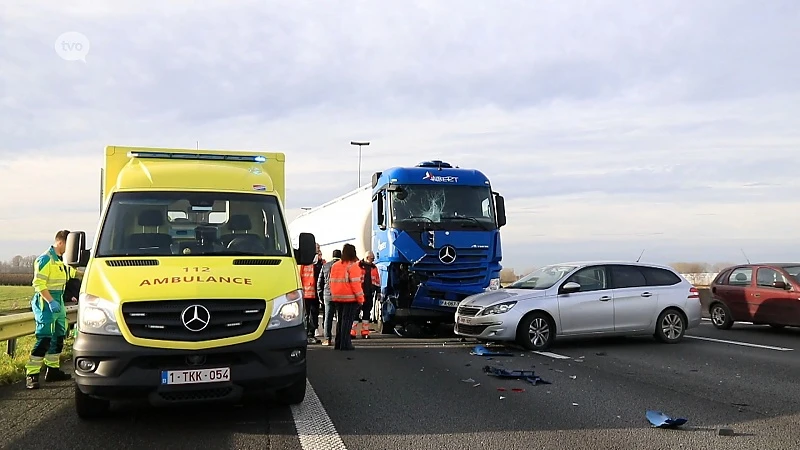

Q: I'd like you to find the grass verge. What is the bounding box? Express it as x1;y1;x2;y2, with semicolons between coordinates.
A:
0;334;75;386
0;285;34;313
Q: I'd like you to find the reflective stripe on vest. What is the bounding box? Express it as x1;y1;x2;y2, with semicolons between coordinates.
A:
330;261;365;303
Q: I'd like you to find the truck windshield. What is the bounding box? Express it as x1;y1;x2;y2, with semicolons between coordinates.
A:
95;191;292;257
390;185;496;230
507;265;578;290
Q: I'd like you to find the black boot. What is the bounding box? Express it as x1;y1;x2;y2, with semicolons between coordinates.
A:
26;374;40;389
44;367;72;382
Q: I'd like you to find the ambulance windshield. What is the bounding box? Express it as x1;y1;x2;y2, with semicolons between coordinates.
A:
95;191;292;257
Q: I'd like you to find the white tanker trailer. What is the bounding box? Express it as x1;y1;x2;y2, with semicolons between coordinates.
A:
289;184;373;259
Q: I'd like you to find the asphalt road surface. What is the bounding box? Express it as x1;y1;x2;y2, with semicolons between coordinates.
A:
1;319;798;450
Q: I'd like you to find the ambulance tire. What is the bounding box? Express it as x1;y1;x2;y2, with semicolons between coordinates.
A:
75;386;110;419
274;375;307;405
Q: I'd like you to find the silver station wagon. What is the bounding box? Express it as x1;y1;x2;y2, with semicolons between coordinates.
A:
454;261;702;351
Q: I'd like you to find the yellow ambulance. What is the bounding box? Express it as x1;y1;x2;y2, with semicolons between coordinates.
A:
63;146;317;419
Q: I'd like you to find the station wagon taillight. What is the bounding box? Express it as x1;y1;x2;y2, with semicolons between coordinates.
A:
688;287;700;300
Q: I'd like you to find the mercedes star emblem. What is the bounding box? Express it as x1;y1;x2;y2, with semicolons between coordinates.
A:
438;245;457;264
181;305;211;332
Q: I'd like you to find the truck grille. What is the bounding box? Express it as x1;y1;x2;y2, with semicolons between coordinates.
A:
121;299;266;342
414;247;490;285
457;306;481;317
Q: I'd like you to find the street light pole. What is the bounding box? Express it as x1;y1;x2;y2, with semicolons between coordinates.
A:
350;141;370;187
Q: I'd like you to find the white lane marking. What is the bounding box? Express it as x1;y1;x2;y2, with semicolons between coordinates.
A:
533;351;572;359
685;335;793;351
291;380;348;450
701;318;755;325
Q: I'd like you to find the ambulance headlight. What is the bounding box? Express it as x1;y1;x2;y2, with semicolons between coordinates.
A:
78;293;121;335
269;289;304;329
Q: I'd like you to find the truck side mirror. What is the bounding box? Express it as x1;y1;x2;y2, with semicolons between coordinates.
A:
64;231;90;267
494;193;507;228
294;232;317;265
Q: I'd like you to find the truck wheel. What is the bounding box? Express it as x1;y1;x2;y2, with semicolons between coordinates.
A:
377;308;395;334
75;386;110;419
274;377;307;405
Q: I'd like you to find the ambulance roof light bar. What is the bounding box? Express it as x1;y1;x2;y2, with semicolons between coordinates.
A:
127;151;267;163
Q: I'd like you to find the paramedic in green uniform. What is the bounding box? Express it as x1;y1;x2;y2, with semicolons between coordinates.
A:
25;230;77;389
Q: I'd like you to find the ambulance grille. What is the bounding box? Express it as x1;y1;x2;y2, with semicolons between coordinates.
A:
121;299;266;341
105;259;159;267
232;259;282;266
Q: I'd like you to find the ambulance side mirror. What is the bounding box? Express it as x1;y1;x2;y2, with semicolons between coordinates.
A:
294;232;317;265
64;231;90;268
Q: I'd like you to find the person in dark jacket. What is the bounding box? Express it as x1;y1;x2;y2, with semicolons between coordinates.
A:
353;251;379;338
317;249;341;346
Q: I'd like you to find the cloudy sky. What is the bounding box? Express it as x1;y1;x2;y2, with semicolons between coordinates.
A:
1;0;798;272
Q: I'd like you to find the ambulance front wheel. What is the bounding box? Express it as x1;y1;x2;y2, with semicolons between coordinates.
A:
75;385;110;419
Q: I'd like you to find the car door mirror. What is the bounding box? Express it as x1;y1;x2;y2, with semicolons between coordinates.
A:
772;281;788;290
560;281;581;294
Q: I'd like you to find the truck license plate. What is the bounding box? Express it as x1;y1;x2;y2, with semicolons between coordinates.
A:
439;300;459;308
458;316;472;325
161;367;230;385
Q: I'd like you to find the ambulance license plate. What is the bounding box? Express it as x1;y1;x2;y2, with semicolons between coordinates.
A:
161;367;230;385
439;300;459;308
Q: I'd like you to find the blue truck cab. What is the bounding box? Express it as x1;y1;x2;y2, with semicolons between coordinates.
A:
371;160;507;334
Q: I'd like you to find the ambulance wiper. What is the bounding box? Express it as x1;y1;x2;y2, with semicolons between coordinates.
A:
205;250;266;256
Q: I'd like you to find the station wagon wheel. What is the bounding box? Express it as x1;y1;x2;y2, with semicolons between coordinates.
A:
516;312;555;351
709;302;733;330
654;308;686;344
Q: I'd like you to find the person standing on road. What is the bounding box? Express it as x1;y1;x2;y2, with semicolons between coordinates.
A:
25;230;77;389
299;243;325;344
330;244;364;351
317;249;341;346
352;251;380;339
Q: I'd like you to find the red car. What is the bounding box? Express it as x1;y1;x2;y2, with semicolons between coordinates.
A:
709;263;800;329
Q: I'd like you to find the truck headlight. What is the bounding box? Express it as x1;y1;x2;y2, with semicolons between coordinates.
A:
78;293;121;335
479;301;517;316
268;289;304;329
485;277;501;291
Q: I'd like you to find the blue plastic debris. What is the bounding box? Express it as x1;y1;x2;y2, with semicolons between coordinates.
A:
471;345;514;356
482;365;551;385
646;410;688;428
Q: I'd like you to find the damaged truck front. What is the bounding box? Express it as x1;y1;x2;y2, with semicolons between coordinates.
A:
290;160;506;335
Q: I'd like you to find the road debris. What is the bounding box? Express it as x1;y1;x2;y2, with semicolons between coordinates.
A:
482;365;551;385
461;378;476;383
646;410;688;428
471;345;514;357
718;428;735;436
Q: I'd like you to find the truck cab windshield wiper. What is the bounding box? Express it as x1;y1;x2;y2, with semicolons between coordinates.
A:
441;216;489;230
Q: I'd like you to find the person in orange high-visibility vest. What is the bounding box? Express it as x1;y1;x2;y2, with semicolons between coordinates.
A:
298;243;325;344
330;243;364;351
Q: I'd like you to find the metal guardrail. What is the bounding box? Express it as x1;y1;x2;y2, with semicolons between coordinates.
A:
0;305;78;358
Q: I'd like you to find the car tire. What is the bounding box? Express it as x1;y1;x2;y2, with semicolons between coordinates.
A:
709;302;733;330
516;312;555;351
75;386;110;419
654;308;686;344
274;376;307;405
